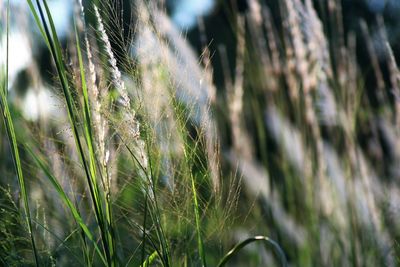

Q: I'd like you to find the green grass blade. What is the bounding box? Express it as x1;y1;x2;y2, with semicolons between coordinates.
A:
26;0;92;190
173;99;206;267
140;191;149;266
143;134;171;267
5;0;9;97
25;145;108;266
25;0;49;47
217;236;287;267
27;1;113;264
74;17;117;266
74;19;97;199
190;172;207;267
141;250;158;267
0;1;39;265
121;133;171;267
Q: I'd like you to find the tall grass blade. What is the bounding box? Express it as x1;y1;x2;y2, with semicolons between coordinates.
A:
25;145;108;266
0;1;39;265
190;173;207;267
175;98;207;267
140;190;149;266
26;1;114;265
74;17;117;266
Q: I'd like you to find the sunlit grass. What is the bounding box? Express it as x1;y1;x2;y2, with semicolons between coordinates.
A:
1;0;399;266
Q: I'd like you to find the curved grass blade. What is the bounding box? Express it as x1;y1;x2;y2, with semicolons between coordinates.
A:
141;250;159;267
217;236;287;267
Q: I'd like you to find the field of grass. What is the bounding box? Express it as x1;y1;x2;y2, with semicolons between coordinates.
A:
1;0;400;266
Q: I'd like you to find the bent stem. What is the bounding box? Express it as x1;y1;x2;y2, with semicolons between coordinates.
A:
217;236;287;267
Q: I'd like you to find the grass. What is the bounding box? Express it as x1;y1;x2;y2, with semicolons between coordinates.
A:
0;1;39;265
1;0;400;266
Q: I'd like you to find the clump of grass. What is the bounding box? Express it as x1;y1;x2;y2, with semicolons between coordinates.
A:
0;186;34;266
1;0;286;266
